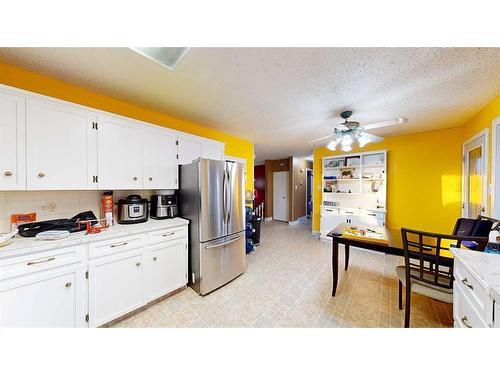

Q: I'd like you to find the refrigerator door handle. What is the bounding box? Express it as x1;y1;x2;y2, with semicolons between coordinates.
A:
222;168;227;223
204;234;245;249
227;168;232;224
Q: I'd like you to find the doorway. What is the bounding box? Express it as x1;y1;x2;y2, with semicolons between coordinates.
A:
462;129;488;218
273;171;289;221
306;168;313;218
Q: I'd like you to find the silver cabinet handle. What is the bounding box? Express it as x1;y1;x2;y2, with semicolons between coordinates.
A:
461;315;473;328
110;242;128;248
27;257;55;266
4;171;13;176
136;262;141;267
38;172;45;177
153;256;158;261
133;176;138;181
65;282;72;288
367;213;376;216
462;278;474;290
162;232;175;237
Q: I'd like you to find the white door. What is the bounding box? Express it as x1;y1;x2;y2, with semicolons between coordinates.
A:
26;98;98;190
98;115;143;189
463;131;488;218
0;90;25;190
89;252;143;327
146;239;187;302
273;171;289;222
178;138;202;165
0;264;86;328
143;127;178;189
201;142;224;160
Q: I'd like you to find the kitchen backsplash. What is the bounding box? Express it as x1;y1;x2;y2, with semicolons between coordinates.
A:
0;190;161;233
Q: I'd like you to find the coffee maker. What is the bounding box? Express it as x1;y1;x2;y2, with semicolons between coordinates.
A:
150;194;178;219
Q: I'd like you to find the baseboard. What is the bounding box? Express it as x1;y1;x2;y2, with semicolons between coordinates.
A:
312;231;321;239
264;217;273;221
288;220;299;225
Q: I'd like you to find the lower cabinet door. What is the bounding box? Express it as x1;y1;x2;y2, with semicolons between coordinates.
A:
146;239;187;302
89;252;144;327
0;264;86;328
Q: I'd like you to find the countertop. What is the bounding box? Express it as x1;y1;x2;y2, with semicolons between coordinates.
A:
0;217;189;259
320;205;387;213
451;248;500;301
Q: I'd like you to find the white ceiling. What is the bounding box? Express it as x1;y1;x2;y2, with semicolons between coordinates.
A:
1;48;499;164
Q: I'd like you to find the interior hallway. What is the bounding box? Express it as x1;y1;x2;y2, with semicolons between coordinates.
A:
113;220;453;328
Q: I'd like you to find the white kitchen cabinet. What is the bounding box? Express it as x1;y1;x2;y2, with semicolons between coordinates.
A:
0;90;26;190
202;142;224;160
0;264;86;328
26;98;98;190
146;238;187;302
98;115;143;189
178;138;202;165
143;126;178;189
89;250;144;327
320;208;344;239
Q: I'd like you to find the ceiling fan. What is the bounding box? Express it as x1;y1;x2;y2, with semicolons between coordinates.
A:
308;111;408;152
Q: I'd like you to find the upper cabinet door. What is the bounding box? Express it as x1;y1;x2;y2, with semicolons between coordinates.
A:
26;98;98;190
201;142;224;161
0;90;26;190
178;138;202;165
143;127;178;189
98;115;143;190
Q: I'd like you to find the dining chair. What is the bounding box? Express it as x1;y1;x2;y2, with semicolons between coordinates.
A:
452;215;495;238
397;228;488;328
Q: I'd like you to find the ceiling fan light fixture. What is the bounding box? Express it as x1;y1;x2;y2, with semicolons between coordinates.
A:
357;135;371;148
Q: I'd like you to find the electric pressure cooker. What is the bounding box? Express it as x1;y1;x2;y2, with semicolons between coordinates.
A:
117;194;149;224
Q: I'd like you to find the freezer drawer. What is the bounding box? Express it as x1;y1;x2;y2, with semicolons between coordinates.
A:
196;232;245;295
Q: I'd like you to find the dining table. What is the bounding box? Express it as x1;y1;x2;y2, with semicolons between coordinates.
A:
327;223;454;297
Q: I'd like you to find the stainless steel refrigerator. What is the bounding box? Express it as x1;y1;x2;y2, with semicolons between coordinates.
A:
179;159;246;295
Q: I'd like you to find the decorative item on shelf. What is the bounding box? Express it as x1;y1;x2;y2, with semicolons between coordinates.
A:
346;156;361;167
371;180;382;193
341;168;355;179
362;173;373;179
327;159;345;168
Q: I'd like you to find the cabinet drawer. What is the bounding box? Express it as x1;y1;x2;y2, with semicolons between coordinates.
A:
453;281;489;328
321;207;339;215
454;260;491;324
148;226;186;245
339;208;359;216
0;245;84;281
364;212;385;220
89;234;146;259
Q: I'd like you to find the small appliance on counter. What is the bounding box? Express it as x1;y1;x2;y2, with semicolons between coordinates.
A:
150;194;178;220
117;194;149;224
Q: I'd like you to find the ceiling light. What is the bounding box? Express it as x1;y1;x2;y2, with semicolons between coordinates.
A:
130;47;190;70
341;135;353;152
327;136;342;151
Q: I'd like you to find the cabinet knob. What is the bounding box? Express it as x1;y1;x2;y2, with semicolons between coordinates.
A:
4;171;13;176
65;282;72;288
38;172;45;178
136;262;141;267
149;177;153;181
133;176;138;181
153;256;158;261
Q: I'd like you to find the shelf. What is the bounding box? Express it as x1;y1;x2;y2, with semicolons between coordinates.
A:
324;178;360;181
361;178;385;181
362;164;385;168
323;192;363;195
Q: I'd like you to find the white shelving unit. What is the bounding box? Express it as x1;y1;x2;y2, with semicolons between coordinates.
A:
320;150;387;239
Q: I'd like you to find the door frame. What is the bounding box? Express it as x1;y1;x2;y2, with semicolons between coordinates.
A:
305;168;313;218
462;128;489;218
491;116;500;217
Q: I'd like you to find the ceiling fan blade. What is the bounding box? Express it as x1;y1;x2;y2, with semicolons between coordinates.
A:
361;117;408;130
359;132;384;143
308;134;332;144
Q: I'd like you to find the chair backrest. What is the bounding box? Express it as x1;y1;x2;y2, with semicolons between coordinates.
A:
401;228;489;289
452;216;494;238
476;215;500;231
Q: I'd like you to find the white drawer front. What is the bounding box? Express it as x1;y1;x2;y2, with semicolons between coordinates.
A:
89;234;146;259
321;207;339;215
0;246;84;281
339;208;359;216
454;260;491;324
453;282;488;328
148;226;186;245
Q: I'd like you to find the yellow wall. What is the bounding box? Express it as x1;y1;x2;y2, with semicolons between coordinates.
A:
0;61;254;192
313;127;464;234
314;95;500;234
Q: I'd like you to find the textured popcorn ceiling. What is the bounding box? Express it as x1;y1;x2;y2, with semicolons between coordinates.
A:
1;47;499;163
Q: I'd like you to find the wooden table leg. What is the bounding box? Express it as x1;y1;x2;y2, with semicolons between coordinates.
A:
345;244;350;271
332;239;339;297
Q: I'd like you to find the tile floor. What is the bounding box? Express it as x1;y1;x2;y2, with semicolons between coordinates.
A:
112;220;453;328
